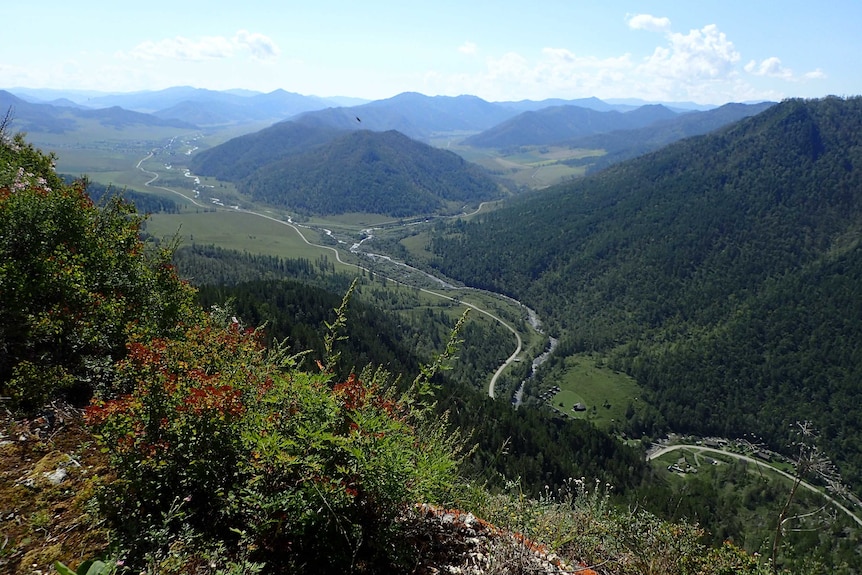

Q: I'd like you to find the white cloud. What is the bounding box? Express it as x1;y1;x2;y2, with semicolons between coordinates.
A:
420;18;789;104
745;57;826;82
235;30;280;61
627;14;671;33
128;35;234;61
745;56;793;79
432;48;634;101
458;41;477;55
640;24;740;81
126;31;279;62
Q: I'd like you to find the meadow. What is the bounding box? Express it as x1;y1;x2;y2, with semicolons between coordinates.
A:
539;353;646;432
431;136;605;189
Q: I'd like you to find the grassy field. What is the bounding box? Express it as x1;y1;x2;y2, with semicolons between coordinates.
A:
144;210;354;265
433;138;605;189
542;353;646;431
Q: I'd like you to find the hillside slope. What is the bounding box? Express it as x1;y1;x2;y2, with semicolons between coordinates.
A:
230;129;502;216
189;120;344;181
429;96;862;483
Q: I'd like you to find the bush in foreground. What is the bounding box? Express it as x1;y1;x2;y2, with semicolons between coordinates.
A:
85;294;467;573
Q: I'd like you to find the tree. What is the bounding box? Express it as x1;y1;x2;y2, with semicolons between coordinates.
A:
0;125;198;411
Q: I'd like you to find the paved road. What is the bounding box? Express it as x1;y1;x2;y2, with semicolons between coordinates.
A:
649;444;862;527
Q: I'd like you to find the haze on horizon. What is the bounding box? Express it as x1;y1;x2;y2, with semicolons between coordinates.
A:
2;1;858;105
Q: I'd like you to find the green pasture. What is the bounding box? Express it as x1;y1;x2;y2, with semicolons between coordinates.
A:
439;140;605;189
526;163;586;187
398;230;436;263
304;212;398;228
544;354;645;430
144;210;355;272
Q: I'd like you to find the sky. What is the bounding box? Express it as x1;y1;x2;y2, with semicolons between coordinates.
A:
2;1;859;105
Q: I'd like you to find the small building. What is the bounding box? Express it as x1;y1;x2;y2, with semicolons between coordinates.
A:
754;450;772;462
572;403;587;412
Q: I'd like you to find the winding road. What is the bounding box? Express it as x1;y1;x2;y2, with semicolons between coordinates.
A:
648;444;862;527
136;150;532;398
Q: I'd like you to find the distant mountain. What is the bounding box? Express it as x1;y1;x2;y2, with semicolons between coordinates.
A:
293;92;520;140
44;98;90;110
84;86;241;112
4;86;332;126
561;101;776;173
498;96;619;113
238;129;502;216
7;88;111;103
429;96;862;482
153;89;333;125
0;90;194;133
463;104;680;148
603;97;715;111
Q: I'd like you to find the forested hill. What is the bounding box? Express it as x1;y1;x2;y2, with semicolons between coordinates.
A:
429;96;862;484
189;120;344;181
561;101;775;174
239;129;502;216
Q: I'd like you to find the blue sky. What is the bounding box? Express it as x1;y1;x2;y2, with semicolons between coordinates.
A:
2;1;857;104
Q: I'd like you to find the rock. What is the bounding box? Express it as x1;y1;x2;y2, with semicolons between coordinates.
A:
44;467;68;485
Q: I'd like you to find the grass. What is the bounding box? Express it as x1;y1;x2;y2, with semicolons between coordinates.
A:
144;210;353;271
437;139;605;189
541;354;645;431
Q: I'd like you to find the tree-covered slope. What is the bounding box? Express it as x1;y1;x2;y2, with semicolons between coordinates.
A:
561;101;775;173
240;129;502;216
189;120;344;181
429;96;862;483
165;242;649;499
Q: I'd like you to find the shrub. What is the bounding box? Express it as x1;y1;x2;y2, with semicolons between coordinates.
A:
0;127;199;412
85;301;466;573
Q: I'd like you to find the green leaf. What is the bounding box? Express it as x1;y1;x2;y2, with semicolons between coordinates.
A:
83;560;108;575
53;561;77;575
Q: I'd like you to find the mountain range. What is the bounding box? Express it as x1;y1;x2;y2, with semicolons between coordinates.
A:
7;86;339;127
463;103;681;148
4;85;757;136
0;90;196;133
